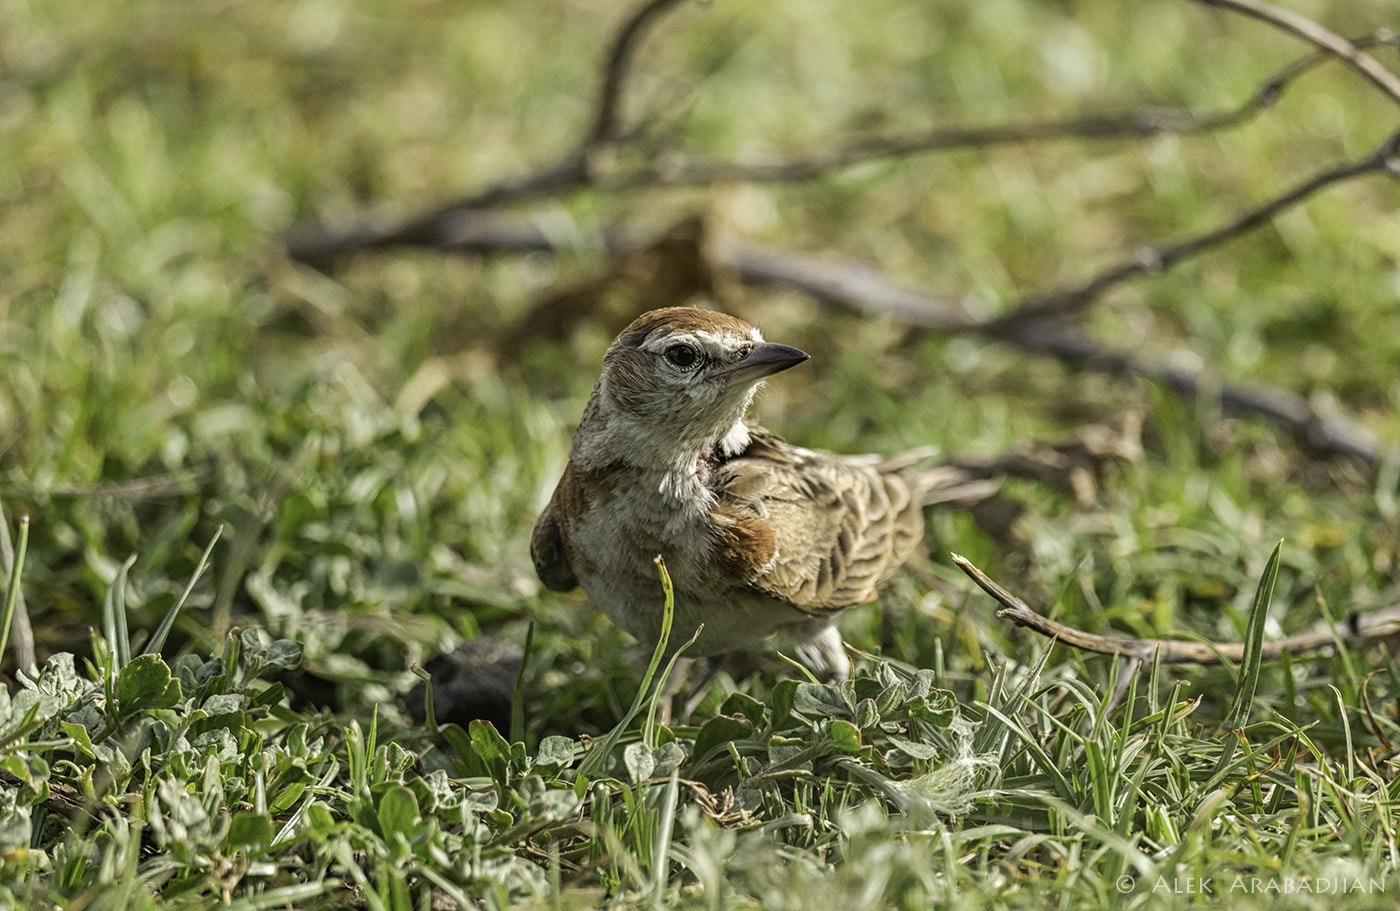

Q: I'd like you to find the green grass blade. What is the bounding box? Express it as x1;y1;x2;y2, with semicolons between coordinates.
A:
643;622;703;748
145;526;222;656
579;556;683;778
0;514;29;666
651;769;680;909
103;554;138;669
1226;540;1281;730
413;663;438;734
510;620;534;746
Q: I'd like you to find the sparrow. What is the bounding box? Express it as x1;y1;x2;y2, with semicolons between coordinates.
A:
532;306;985;680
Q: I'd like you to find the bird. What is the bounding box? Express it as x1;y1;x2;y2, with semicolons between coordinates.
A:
531;306;988;680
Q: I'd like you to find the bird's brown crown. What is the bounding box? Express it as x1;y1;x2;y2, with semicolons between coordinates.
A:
616;307;758;348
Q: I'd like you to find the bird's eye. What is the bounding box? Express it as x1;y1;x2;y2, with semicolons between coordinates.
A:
664;344;699;369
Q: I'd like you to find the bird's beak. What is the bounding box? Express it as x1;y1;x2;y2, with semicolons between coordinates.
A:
715;342;810;386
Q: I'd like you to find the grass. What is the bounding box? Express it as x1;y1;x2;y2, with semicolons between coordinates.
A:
3;0;1400;906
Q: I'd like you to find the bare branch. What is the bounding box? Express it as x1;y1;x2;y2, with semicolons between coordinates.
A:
293;203;1395;472
991;128;1400;326
285;0;1397;264
0;469;208;501
589;0;692;147
953;553;1400;663
983;317;1392;467
729;240;1397;468
285;160;593;263
606;108;1271;188
1199;0;1400;106
287;0;692;263
723;245;978;332
601;29;1399;189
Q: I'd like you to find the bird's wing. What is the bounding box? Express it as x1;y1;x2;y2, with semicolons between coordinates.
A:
711;427;925;614
531;499;579;593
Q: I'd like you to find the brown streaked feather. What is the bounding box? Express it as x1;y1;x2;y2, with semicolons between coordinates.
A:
712;426;926;614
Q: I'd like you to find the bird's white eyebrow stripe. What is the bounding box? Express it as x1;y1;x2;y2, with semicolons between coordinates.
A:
639;326;764;356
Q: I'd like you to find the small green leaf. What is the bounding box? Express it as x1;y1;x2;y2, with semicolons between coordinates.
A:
887;734;943;762
691;714;752;766
239;629;268;666
35;653;82;697
270;781;307;814
264;639;303;671
439;724;488;779
464;789;498;814
468;720;511;783
248;682;285;711
175;656;224;692
117;655;182;712
227;811;274;848
854;698;879;730
829;719;862;753
60;721;95;758
908;687;958;727
719;692;765;727
534;735;576;770
376;786;421;840
793;683;848;719
875;682;907;719
652;741;686;778
306;803;335;831
770;679;799;730
201;694;244;714
624;742;655;784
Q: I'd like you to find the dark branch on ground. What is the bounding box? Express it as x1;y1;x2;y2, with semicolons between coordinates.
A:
953;553;1400;663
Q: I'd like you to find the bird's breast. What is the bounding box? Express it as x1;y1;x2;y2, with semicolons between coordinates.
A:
564;480;800;656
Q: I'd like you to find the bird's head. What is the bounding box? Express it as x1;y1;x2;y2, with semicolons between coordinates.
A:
573;307;808;471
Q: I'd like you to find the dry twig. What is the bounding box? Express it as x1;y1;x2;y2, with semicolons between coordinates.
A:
952;553;1400;663
287;0;691;263
988;129;1400;326
1198;0;1400;104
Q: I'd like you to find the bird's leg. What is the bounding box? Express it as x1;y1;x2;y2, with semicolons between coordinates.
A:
785;619;851;682
680;655;726;719
658;654;728;724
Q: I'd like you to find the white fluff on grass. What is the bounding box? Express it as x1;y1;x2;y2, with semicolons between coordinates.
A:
845;716;1001;818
